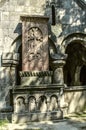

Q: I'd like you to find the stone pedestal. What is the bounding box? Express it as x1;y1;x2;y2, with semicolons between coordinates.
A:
12;15;64;123
12;86;63;123
50;53;67;85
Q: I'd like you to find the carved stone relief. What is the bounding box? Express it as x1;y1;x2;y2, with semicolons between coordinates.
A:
49;96;58;111
28;96;36;112
15;97;25;113
23;27;45;71
21;16;49;71
38;96;47;112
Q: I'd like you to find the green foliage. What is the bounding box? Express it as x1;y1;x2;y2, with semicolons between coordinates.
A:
0;119;9;126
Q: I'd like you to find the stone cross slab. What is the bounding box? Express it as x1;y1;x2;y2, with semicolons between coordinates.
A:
20;15;49;72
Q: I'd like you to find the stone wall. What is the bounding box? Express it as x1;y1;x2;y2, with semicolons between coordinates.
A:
0;0;85;115
0;0;47;111
60;87;86;114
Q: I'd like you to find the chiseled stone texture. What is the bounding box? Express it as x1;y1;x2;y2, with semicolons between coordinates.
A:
0;0;85;115
0;0;40;111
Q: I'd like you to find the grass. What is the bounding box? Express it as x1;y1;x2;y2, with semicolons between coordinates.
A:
0;119;9;126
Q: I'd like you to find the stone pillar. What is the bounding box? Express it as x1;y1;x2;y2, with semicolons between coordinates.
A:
52;58;66;85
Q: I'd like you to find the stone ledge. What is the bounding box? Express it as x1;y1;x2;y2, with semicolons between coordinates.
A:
0;106;13;113
2;53;19;66
64;85;86;92
13;84;64;90
12;111;63;123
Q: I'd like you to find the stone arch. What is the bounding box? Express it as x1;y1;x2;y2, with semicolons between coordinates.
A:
62;33;86;86
28;96;36;112
50;94;58;100
38;95;47;112
49;95;58;111
62;33;86;53
15;96;25;113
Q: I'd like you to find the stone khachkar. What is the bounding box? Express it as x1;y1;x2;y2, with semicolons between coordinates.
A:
20;16;51;85
21;16;49;71
12;15;66;123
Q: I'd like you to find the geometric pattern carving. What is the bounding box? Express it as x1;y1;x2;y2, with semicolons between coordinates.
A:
19;71;53;77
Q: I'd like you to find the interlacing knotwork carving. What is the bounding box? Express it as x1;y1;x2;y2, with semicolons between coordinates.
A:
24;27;43;62
23;27;48;71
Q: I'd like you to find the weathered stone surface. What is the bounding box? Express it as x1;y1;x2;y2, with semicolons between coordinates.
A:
0;0;85;121
21;16;49;71
2;53;19;66
20;71;53;85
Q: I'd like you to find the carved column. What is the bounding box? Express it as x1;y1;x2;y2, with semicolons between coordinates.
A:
53;60;65;84
51;54;67;85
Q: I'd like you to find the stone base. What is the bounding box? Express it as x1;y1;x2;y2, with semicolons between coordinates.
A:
12;85;64;123
12;111;63;123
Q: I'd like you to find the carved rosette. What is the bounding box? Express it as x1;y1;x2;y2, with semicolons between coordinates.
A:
21;16;49;71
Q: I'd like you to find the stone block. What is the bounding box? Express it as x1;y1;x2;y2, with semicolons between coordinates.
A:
9;12;20;21
15;6;24;12
20;71;53;85
64;89;86;113
1;12;9;21
12;111;63;123
17;0;25;6
2;53;19;66
21;16;49;71
1;21;9;29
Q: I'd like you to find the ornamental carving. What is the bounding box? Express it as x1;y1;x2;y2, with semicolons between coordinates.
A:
25;27;43;62
21;16;49;71
22;27;48;71
75;0;86;9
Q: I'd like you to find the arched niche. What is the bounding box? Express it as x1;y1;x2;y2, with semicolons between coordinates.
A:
38;95;47;112
15;97;25;113
62;33;86;86
80;65;86;85
62;33;86;53
49;95;58;111
28;96;36;112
